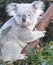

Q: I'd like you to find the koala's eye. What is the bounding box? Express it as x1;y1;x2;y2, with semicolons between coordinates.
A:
19;15;21;17
28;14;31;16
17;15;21;17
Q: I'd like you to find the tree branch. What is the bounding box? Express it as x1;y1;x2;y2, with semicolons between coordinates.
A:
22;3;53;55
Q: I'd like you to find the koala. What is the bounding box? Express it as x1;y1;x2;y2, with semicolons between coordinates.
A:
0;1;45;64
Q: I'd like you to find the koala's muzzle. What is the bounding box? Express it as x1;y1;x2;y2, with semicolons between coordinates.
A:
22;15;26;22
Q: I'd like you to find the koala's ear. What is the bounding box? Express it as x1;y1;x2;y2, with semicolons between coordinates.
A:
32;1;45;10
6;3;19;16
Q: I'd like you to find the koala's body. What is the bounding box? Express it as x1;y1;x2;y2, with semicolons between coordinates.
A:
0;1;45;64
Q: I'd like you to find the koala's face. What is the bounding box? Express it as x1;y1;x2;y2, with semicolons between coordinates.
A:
6;1;44;27
15;4;35;27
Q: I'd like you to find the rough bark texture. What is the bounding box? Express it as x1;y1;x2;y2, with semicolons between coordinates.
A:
22;3;53;55
48;0;53;1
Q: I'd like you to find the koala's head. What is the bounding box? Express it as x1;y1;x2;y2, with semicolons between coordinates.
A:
6;1;44;27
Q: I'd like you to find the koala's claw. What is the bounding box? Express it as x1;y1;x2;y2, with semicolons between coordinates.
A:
42;31;46;33
18;54;27;59
33;30;46;39
40;31;46;37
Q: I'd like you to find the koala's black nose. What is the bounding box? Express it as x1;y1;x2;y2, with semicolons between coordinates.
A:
22;15;26;22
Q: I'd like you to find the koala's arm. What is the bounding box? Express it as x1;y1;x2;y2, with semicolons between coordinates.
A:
0;17;13;59
1;41;26;62
0;17;14;46
0;17;14;58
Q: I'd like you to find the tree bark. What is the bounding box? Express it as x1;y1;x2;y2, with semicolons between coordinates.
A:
22;3;53;55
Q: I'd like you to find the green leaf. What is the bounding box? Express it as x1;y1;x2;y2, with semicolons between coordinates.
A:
1;26;12;36
27;46;35;55
49;41;53;45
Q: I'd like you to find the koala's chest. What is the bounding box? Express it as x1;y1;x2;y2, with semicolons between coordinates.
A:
13;27;33;42
10;26;36;43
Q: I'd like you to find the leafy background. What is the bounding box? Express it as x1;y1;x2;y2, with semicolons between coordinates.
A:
0;0;53;65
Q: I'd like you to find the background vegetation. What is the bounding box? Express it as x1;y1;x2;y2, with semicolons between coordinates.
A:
0;0;53;65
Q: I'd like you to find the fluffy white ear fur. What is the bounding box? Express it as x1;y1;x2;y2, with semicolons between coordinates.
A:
6;3;19;16
32;1;45;17
32;1;45;10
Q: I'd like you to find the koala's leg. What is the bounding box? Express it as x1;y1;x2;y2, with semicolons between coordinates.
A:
5;62;14;65
1;41;26;63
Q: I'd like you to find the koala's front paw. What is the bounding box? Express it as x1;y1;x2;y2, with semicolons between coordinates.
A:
40;32;45;37
42;31;46;33
33;30;46;40
37;30;46;38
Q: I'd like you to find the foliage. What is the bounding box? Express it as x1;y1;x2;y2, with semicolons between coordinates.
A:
43;22;53;43
13;41;53;65
1;25;12;36
0;41;53;65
